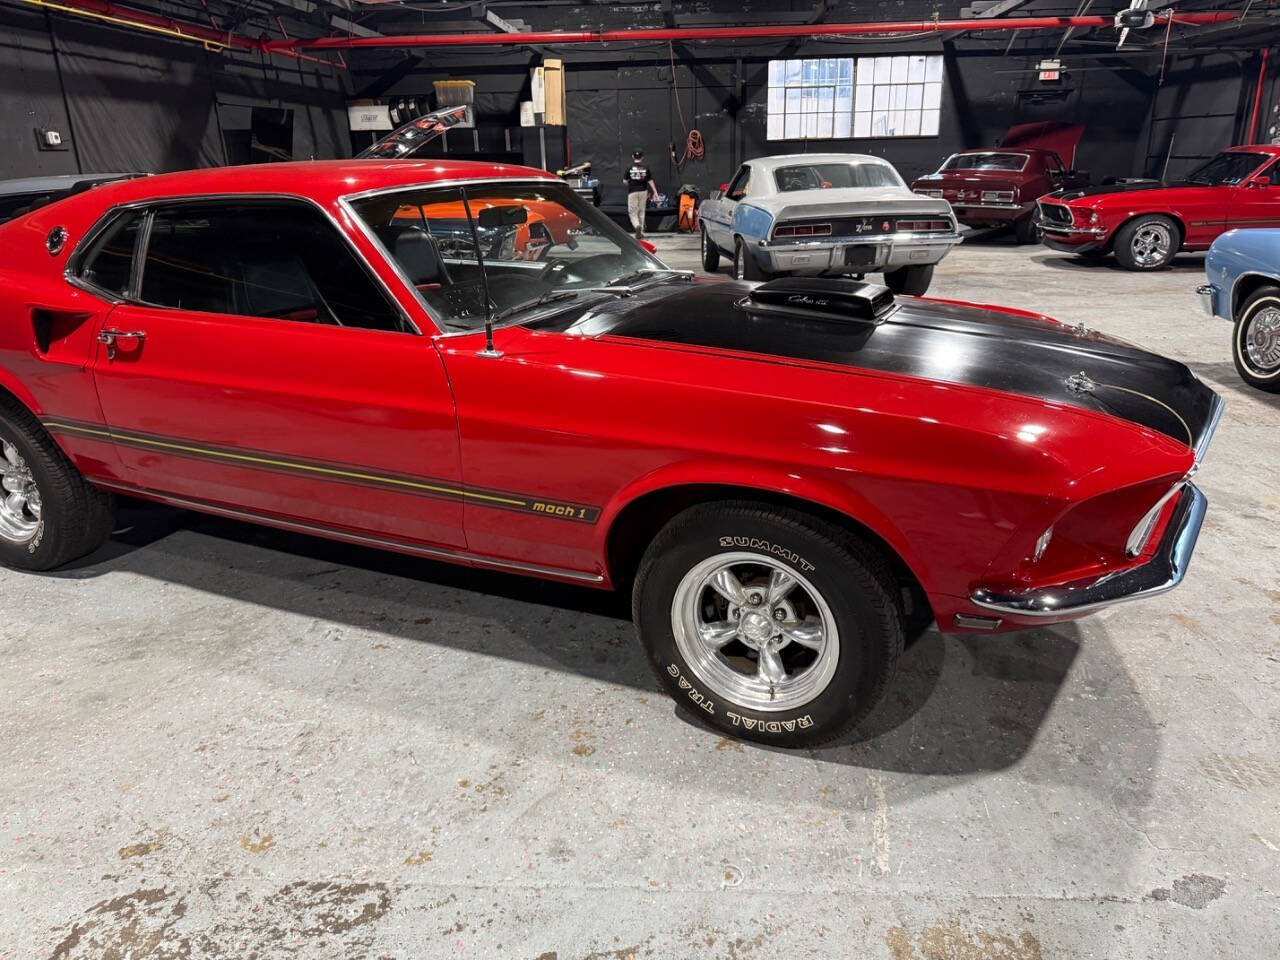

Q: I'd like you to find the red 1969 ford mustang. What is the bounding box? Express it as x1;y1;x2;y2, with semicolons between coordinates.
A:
0;160;1222;744
1039;144;1280;270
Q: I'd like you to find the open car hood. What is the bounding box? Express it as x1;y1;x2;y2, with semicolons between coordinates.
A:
999;122;1085;166
357;105;471;160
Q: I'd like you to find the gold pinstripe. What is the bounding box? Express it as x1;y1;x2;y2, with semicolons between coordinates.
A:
41;420;527;508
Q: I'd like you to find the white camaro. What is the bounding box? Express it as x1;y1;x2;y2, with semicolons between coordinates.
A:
698;153;960;295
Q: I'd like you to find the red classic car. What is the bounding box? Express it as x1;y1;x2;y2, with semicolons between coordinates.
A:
912;123;1087;243
1039;145;1280;270
0;160;1222;745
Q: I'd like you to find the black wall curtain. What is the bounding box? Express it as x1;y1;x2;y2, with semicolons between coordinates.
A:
50;18;225;173
0;11;354;179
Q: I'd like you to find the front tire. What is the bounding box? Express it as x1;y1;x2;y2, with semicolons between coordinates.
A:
1113;215;1179;271
1233;285;1280;392
1013;215;1043;245
633;502;904;746
700;226;721;273
883;263;934;296
0;400;113;570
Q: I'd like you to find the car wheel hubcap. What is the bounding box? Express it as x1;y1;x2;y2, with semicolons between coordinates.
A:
1244;305;1280;373
0;437;41;544
671;552;839;712
1131;223;1171;266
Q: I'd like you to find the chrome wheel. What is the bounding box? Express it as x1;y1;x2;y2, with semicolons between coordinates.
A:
733;242;745;280
671;552;839;712
0;437;42;544
1243;304;1280;373
1130;221;1173;267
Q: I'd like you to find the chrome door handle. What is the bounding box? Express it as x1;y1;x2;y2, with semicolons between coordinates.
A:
97;328;146;360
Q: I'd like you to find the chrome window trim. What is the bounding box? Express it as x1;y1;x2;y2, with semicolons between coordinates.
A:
66;192;420;336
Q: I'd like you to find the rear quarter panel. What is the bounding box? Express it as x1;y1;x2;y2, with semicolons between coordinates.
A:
1205;228;1280;319
0;196;120;475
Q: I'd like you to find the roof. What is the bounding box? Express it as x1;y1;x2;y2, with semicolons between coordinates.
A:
76;159;559;209
748;153;892;168
0;173;138;197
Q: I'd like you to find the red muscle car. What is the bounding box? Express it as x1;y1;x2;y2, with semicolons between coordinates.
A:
912;123;1087;244
0;160;1222;745
1039;145;1280;270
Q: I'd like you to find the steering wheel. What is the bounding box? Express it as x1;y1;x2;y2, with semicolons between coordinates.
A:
537;257;575;284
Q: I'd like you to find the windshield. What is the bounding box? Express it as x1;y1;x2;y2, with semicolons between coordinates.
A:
1183;151;1270;186
773;162;903;192
940;153;1028;172
350;181;666;330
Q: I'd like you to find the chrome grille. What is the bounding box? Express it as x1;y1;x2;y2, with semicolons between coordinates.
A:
1038;202;1073;226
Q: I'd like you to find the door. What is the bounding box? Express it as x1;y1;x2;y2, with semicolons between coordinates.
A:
90;198;465;549
707;165;750;248
1229;159;1280;231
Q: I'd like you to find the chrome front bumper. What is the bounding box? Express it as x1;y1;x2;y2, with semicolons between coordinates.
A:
757;232;961;274
969;483;1208;618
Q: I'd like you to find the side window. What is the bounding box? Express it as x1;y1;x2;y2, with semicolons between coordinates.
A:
139;201;407;332
77;211;142;297
726;167;751;201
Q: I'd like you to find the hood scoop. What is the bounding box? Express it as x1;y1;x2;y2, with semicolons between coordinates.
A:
742;277;896;325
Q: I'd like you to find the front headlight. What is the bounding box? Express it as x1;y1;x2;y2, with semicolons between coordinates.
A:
1125;482;1186;557
1032;526;1054;563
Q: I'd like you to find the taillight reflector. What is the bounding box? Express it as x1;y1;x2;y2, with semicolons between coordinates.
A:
896;219;951;232
774;223;833;238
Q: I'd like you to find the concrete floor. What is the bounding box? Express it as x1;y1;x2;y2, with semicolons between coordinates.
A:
3;231;1278;959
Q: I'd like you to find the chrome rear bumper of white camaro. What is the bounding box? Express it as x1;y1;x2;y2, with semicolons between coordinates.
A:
756;231;961;274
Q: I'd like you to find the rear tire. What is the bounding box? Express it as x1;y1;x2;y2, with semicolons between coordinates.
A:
1113;215;1179;271
1013;215;1043;245
633;502;904;746
0;400;113;571
1233;285;1280;392
733;237;768;281
700;226;721;273
884;263;934;296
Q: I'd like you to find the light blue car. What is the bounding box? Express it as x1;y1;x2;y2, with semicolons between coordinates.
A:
1200;229;1280;392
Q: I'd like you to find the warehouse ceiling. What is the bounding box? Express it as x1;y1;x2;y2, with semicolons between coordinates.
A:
5;0;1273;68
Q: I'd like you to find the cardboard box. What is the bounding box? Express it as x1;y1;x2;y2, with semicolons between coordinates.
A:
543;58;565;126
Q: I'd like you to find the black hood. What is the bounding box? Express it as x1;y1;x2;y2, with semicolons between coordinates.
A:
562;280;1220;450
1046;179;1169;201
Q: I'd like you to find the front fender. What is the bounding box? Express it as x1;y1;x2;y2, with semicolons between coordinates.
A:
595;457;932;592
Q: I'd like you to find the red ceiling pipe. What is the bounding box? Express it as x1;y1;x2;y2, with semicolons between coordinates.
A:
1248;47;1270;145
261;11;1240;52
30;0;342;66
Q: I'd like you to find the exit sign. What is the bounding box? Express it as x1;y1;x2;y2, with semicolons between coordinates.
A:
1039;69;1061;82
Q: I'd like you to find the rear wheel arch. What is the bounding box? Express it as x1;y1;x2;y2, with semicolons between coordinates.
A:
0;378;44;421
603;482;931;624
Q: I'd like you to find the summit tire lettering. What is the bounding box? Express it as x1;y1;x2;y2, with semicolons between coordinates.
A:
718;536;815;572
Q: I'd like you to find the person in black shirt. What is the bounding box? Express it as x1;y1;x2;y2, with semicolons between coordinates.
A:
623;149;658;239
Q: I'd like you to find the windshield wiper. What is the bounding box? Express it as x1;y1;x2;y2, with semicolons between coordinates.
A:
490;290;580;324
601;267;689;290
